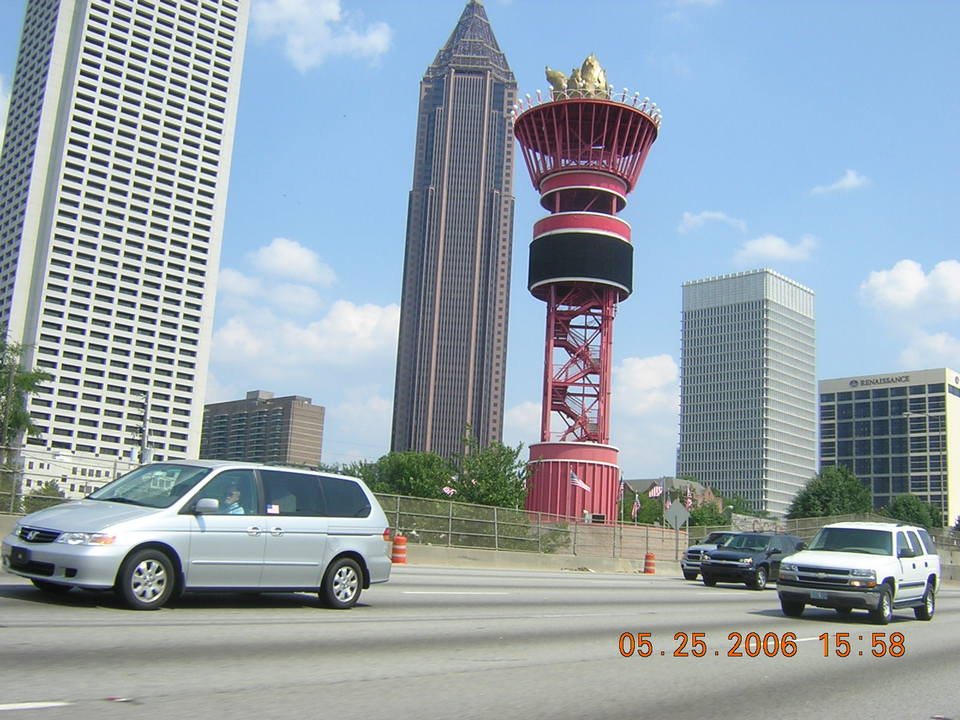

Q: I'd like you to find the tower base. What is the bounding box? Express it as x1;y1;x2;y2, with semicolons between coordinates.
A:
525;442;620;523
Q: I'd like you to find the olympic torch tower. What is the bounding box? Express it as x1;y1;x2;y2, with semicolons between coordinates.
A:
513;56;661;522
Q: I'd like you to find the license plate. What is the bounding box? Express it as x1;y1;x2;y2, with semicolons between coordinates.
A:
811;590;827;600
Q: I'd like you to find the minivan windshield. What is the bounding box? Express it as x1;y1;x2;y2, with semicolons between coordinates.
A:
88;463;212;508
808;527;892;556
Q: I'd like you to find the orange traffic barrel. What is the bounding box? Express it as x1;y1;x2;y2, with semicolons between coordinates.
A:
643;552;656;574
391;534;408;564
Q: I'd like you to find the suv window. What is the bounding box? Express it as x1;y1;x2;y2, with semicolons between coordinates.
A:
896;532;913;557
721;534;769;552
321;475;371;518
906;531;924;557
917;529;937;555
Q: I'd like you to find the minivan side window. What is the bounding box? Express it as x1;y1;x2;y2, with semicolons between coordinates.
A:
194;470;257;515
260;470;324;516
321;476;371;518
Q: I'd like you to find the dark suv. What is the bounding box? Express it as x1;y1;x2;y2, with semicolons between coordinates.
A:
700;533;805;590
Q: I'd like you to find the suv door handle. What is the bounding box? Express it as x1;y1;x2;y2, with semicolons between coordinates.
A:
246;526;263;536
269;527;284;537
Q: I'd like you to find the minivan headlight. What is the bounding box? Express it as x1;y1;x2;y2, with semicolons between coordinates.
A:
56;532;116;546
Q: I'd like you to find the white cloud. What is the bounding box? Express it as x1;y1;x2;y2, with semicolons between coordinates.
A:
271;283;324;314
0;73;10;145
811;169;869;194
860;259;960;312
614;354;679;416
733;234;815;265
252;0;391;72
247;236;336;286
217;268;262;298
212;300;399;368
323;389;393;466
613;354;680;478
899;331;960;369
678;210;746;234
502;401;542;449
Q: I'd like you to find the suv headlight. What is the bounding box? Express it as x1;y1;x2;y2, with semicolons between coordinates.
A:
850;568;876;588
780;562;797;574
738;557;754;566
56;532;116;546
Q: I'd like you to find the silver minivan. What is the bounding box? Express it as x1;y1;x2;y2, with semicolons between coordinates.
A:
1;461;392;610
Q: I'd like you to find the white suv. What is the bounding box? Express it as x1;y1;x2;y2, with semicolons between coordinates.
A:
776;521;939;624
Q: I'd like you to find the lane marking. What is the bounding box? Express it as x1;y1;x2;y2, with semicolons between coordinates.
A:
0;702;72;712
403;591;510;595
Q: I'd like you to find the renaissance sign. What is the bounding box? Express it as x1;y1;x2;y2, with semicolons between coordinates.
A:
848;375;910;388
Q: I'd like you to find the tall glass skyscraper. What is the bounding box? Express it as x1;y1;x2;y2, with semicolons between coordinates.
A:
391;1;516;457
819;368;959;525
0;0;249;464
677;269;817;516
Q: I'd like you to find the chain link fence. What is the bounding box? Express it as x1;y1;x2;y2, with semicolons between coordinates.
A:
375;493;687;561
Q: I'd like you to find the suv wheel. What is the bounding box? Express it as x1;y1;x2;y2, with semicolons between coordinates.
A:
750;566;768;591
682;570;698;581
870;585;893;625
779;597;804;618
320;557;362;609
914;582;935;621
702;575;717;587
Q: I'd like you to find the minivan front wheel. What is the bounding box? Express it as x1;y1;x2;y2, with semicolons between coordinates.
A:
116;549;175;610
321;557;362;609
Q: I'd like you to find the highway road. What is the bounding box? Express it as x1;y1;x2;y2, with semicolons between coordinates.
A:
1;566;958;719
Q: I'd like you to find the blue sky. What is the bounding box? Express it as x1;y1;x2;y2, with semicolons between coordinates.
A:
1;0;957;478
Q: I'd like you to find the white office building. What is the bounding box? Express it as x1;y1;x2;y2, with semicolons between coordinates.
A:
819;369;959;526
0;0;249;471
677;269;817;516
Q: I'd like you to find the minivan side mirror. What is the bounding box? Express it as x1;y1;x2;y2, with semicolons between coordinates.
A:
194;497;220;514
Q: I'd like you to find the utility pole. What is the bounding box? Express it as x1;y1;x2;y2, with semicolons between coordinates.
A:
138;391;151;464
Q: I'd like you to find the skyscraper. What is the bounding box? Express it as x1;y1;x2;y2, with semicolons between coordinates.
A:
819;368;958;525
391;0;516;458
0;1;249;465
677;269;816;516
200;390;326;467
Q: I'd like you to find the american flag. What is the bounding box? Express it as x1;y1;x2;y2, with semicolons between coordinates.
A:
648;481;663;498
442;486;457;497
266;504;280;515
570;471;591;492
617;478;624;502
665;498;672;509
684;486;693;510
631;494;641;520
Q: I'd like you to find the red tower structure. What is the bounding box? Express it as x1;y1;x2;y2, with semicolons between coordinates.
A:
513;58;660;523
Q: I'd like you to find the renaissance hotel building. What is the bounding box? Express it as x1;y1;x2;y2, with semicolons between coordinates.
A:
818;368;960;525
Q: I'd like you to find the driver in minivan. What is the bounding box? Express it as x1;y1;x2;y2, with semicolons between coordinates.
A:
222;485;244;515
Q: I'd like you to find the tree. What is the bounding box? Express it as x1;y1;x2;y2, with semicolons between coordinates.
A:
22;479;66;514
689;503;727;527
786;465;871;519
452;437;529;508
361;451;453;499
882;494;942;528
1;338;52;512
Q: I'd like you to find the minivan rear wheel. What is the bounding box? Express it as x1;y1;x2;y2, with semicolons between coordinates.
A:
321;557;362;609
116;549;175;610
